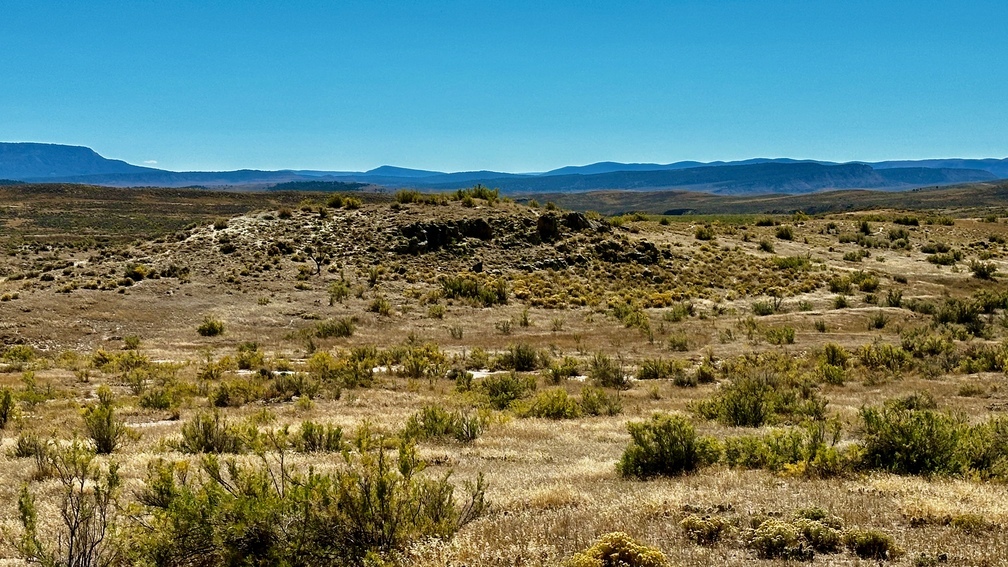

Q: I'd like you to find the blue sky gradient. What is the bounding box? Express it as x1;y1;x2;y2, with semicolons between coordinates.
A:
2;1;1006;172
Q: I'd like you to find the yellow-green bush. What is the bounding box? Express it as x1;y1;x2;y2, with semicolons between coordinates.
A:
565;532;668;567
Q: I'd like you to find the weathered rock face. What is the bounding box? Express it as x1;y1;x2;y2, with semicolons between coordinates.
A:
537;213;561;242
536;211;601;243
563;212;593;231
594;238;663;265
398;219;496;254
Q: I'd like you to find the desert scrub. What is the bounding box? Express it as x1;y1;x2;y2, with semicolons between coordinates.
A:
843;527;903;560
564;532;668;567
440;273;508;306
478;372;537;410
617;413;721;479
693;371;827;427
722;421;850;478
856;341;910;373
315;317;356;338
131;440;486;566
589;352;628;389
197;316;225;337
327;279;350;304
694;224;715;240
403;404;486;442
680;514;731;546
519;388;583;419
18;441;121;567
235;342;265;370
578;386;623;416
176;410;249;454
0;387;13;428
765;325;795;345
293;420;344;452
82;385;127;454
854;395;1008;478
744;519;812;561
495;343;546;372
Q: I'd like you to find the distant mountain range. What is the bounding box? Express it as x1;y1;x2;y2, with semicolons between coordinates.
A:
1;142;1005;195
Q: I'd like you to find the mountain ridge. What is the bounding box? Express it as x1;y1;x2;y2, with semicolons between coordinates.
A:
1;142;1004;194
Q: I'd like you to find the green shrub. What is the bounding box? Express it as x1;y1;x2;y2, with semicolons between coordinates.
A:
546;357;580;383
765;326;795;345
722;421;848;477
498;343;543;372
773;255;811;270
177;411;247;454
294;420;344;452
868;311;889;330
680;514;731;546
636;358;672;380
694;225;715;240
579;386;623;416
316;317;355;338
590;353;628;389
235;342;264;370
133;441;486;566
521;388;582;419
693;372;827;427
793;518;842;553
564;532;668;567
933;298;985;336
828;276;852;293
857;274;880;292
859;398;966;476
0;387;13;428
479;372;537;410
751;299;780;316
745;519;811;561
403;405;486;442
843;528;902;561
139;387;175;410
963;416;1008;480
83;385;127;454
368;296;393;316
3;344;36;363
327;279;350;305
197;317;225;337
856;342;910;373
822;343;848;367
440;274;508;306
617;413;721;479
775;226;794;240
454;184;499;203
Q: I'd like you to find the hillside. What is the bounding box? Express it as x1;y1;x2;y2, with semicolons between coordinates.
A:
0;142;157;179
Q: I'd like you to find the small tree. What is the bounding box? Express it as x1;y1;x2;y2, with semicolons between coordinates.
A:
19;441;121;567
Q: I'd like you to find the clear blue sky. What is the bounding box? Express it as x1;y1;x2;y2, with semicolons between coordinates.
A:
2;1;1006;172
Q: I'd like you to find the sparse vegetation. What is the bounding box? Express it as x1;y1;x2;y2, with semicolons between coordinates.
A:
3;185;1008;565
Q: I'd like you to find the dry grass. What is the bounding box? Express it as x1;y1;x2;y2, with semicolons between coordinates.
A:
2;189;1008;564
